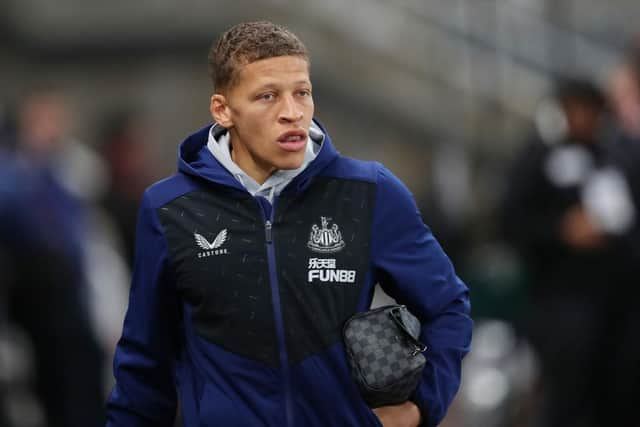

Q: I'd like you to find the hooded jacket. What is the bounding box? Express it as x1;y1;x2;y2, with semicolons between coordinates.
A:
106;121;472;427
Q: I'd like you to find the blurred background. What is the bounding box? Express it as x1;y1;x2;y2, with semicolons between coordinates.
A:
1;0;639;426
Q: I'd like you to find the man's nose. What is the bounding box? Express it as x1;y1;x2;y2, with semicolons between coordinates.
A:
278;95;303;123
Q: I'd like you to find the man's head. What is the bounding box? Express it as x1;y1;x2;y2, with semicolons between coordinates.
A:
553;79;607;144
209;21;309;94
608;60;640;138
17;86;71;157
208;21;314;184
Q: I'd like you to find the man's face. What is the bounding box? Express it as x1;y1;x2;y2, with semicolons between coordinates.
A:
610;65;640;137
210;55;314;184
19;93;70;156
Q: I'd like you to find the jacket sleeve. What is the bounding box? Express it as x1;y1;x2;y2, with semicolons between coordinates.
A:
106;190;181;427
371;166;472;427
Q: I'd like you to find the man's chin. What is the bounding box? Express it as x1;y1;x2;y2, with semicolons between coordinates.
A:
278;162;305;171
276;154;306;171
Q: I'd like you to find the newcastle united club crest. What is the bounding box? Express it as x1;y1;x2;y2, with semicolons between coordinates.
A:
307;217;346;253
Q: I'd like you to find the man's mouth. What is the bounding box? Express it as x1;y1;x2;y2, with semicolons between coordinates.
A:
277;130;307;151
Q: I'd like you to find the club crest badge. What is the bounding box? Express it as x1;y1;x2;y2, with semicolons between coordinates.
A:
307;217;345;253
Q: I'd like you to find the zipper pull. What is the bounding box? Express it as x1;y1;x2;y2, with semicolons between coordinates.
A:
265;220;272;243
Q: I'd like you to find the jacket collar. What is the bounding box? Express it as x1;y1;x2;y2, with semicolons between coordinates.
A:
177;119;339;196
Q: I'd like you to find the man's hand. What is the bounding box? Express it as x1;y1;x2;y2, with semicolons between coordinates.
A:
372;401;421;427
560;205;606;250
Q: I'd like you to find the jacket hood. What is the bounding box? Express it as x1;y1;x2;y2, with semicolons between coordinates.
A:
177;119;339;195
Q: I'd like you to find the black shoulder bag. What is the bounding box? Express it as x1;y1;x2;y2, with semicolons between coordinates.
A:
343;305;428;408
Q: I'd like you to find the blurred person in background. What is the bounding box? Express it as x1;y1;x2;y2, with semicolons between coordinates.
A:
602;46;640;427
98;109;158;268
0;87;106;427
607;46;640;228
501;79;638;427
609;47;640;143
106;21;472;427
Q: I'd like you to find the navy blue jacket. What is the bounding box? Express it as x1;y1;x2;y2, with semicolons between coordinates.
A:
106;121;472;427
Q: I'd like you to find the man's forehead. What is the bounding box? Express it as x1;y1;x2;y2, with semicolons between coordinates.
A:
236;56;310;84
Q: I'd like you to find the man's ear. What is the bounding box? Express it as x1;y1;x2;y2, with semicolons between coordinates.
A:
210;94;233;128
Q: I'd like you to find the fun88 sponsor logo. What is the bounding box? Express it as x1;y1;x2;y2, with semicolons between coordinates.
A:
307;258;356;284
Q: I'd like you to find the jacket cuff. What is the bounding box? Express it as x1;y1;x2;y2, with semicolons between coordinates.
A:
410;387;434;427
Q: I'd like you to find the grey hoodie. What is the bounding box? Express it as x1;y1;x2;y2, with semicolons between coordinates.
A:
207;122;323;203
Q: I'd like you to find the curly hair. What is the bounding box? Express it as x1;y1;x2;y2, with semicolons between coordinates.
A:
208;21;309;93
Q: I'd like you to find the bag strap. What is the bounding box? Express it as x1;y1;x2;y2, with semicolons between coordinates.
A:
388;306;428;356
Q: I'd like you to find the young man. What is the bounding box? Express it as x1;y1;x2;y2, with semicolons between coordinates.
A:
107;21;472;427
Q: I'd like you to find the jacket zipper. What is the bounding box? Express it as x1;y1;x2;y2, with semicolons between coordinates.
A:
263;208;294;427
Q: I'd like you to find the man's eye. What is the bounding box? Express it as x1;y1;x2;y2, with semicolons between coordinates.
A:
259;93;275;101
298;90;311;97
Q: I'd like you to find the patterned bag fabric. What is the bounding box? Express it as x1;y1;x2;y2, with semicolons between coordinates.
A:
343;305;427;408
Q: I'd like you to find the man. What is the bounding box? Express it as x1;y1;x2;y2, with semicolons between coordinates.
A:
107;21;471;427
603;51;640;427
0;88;105;427
502;79;638;427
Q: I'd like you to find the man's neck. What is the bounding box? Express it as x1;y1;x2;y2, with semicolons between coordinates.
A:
229;143;275;185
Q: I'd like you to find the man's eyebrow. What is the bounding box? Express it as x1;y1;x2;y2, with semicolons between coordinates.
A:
253;80;312;91
253;83;277;91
